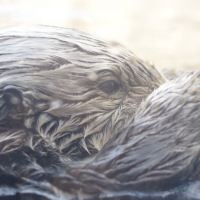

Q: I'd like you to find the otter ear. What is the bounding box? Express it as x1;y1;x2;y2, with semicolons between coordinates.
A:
0;86;23;121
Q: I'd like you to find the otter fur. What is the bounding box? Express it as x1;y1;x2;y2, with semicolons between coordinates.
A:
0;25;165;161
1;69;200;199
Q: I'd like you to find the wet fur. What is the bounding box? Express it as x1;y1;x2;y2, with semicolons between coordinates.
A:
0;25;165;161
1;26;198;200
1;72;200;200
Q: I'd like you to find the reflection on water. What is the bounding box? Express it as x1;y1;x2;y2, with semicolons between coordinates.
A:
0;0;200;71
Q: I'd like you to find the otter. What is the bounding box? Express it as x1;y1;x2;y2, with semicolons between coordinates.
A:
0;25;165;161
1;71;200;200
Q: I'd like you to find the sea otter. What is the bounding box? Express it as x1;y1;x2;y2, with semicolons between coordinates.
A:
0;71;200;200
0;25;165;161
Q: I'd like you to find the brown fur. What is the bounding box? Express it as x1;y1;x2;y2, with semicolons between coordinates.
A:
1;71;200;200
3;26;198;200
0;25;165;161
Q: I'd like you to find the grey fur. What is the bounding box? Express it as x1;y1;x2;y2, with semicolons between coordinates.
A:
2;26;198;200
0;25;165;160
0;71;200;200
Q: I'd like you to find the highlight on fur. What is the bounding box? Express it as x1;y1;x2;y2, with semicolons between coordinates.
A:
0;25;165;161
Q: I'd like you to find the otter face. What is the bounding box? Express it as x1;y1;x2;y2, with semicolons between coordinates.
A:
0;26;165;160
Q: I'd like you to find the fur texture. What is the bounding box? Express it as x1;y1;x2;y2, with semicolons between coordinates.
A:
1;71;200;199
3;26;198;200
0;25;165;161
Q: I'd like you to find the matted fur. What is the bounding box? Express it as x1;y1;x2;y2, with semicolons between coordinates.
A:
1;71;200;200
0;25;165;160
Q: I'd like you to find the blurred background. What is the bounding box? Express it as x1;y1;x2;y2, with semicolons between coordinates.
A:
0;0;200;71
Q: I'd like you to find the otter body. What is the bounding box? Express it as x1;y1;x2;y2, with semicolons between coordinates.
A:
1;70;200;199
1;26;198;200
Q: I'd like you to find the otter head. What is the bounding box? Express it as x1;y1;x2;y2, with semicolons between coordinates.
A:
0;25;165;160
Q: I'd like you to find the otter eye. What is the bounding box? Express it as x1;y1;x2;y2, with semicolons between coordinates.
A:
99;80;119;94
